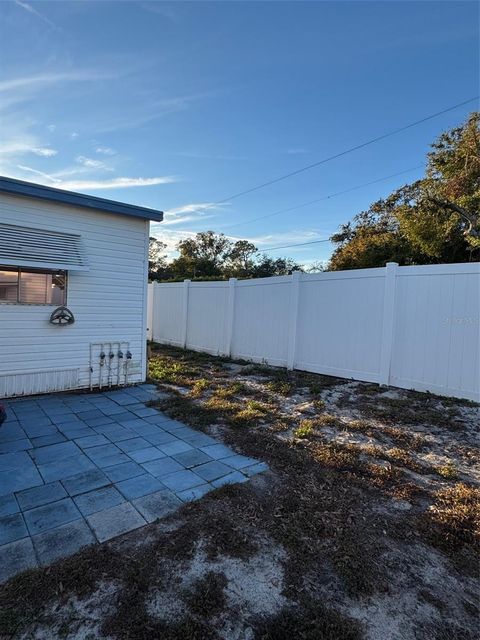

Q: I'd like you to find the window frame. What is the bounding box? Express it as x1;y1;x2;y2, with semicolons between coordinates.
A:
0;266;68;306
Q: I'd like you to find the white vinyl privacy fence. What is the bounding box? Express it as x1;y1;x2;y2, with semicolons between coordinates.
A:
147;262;480;402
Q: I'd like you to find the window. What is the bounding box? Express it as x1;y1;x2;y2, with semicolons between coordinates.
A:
0;267;67;305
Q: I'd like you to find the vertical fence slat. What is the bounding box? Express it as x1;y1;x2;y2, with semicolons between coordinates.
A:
147;282;154;341
379;262;398;385
287;271;301;370
181;279;190;349
224;277;237;356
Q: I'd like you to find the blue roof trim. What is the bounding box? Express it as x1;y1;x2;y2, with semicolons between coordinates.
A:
0;176;164;222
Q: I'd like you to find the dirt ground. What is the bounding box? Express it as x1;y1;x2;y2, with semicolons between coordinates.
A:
1;343;479;640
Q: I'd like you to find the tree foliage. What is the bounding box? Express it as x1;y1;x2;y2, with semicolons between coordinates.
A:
149;232;302;281
329;112;480;270
148;237;168;279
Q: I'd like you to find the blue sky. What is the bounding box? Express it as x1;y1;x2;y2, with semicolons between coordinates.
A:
0;1;478;264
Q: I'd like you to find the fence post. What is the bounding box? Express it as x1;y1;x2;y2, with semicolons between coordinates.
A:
181;279;191;349
225;278;237;356
287;271;301;370
379;262;398;386
147;282;155;342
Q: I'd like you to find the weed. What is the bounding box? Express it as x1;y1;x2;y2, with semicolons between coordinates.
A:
231;407;267;428
214;382;246;398
311;442;365;474
315;413;341;428
425;483;480;549
246;399;271;413
205;396;239;415
242;364;275;377
148;356;199;385
190;378;211;398
294;420;315;438
436;462;459;480
266;380;293;396
347;419;373;434
384;447;421;471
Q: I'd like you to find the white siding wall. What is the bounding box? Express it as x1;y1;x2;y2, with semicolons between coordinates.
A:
0;193;149;397
149;262;480;402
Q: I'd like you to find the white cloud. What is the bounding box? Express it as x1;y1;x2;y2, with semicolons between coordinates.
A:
70;132;79;139
95;90;219;133
47;124;56;132
76;155;112;170
141;2;181;22
162;202;227;227
95;146;116;156
0;141;57;158
17;165;60;182
14;0;58;30
0;71;111;94
53;176;178;190
32;147;57;157
165;202;217;216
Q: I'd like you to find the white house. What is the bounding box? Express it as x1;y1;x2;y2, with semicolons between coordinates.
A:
0;177;163;398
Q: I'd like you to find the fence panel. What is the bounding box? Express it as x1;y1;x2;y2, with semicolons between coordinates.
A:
231;277;291;366
389;264;480;399
150;282;184;347
186;282;230;355
295;269;386;382
148;262;480;401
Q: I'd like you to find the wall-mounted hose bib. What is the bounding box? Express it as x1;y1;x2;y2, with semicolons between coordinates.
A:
49;306;75;325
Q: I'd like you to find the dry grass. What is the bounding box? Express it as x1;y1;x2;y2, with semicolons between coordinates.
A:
1;344;477;640
425;483;480;550
254;597;363;640
182;571;228;618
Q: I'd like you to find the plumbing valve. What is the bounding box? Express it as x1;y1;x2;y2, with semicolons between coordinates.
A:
126;350;132;360
99;352;106;366
118;350;124;359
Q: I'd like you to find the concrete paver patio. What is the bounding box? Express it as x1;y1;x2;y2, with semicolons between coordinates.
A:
0;385;267;582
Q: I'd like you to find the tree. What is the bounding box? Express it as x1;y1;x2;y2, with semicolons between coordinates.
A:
251;255;303;278
225;240;258;277
174;231;232;278
150;231;305;281
148;237;168;279
329;112;480;270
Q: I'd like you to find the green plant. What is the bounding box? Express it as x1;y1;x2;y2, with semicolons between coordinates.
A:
267;380;293;396
190;378;211;397
294;420;315;438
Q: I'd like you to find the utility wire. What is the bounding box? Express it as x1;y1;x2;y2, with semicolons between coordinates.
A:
179;96;478;215
261;238;331;252
224;164;424;230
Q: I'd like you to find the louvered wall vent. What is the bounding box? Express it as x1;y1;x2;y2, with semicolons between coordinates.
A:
0;223;89;271
0;368;80;398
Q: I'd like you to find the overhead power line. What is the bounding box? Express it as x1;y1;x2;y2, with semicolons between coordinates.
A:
261;238;331;252
186;96;478;214
224;164;424;230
